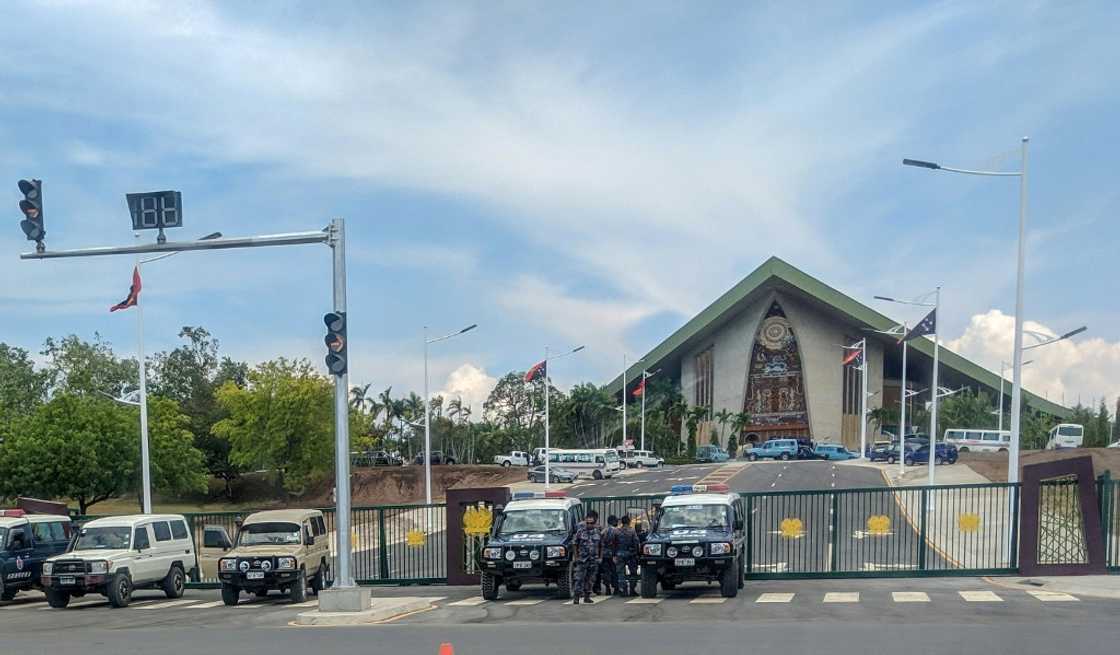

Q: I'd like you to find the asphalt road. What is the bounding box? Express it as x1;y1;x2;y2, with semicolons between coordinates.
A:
2;577;1117;655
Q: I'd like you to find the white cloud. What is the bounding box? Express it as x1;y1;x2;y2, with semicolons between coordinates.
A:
946;309;1120;408
435;363;497;419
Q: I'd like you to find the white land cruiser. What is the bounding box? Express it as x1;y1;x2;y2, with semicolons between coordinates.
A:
42;514;198;608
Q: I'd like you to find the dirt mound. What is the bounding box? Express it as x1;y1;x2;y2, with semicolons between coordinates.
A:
961;448;1120;483
303;465;528;506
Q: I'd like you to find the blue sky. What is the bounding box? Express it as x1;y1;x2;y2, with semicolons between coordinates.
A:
2;1;1117;411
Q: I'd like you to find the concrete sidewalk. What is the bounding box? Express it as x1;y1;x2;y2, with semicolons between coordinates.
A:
989;575;1120;600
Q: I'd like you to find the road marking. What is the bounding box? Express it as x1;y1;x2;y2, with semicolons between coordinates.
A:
1026;590;1079;602
235;602;269;608
290;600;320;607
770;482;776;488
187;600;227;609
823;592;859;603
892;592;930;603
756;593;794;603
504;599;545;606
690;596;727;604
134;599;200;610
959;590;1002;602
38;599;106;610
448;597;488;607
1;601;47;610
625;597;663;604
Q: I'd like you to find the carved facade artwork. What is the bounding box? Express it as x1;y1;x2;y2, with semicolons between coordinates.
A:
743;301;810;439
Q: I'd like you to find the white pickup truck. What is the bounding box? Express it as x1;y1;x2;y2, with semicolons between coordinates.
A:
493;451;530;467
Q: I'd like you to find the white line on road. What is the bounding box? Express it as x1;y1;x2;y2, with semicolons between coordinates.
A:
690;596;727;604
892;592;930;603
823;592;859;603
959;591;1003;602
504;599;545;606
1026;590;1079;602
1;602;47;610
448;597;489;607
39;599;106;610
290;600;320;607
134;599;200;610
625;597;663;604
756;593;795;603
187;600;227;609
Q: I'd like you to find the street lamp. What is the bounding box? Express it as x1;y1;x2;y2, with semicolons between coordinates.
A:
865;323;907;473
875;290;941;489
542;345;585;489
423;323;478;505
638;368;661;453
996;360;1033;432
903;138;1027;485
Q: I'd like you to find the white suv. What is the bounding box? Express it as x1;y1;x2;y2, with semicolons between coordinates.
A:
627;450;665;468
42;514;198;608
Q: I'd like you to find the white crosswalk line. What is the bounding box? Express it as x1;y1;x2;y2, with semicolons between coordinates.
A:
892;592;930;603
447;597;488;607
504;599;545;606
823;592;859;603
290;600;319;608
1026;590;1079;602
959;590;1003;602
1;601;47;610
625;597;663;604
689;596;727;604
38;599;106;610
234;602;269;608
134;599;200;610
756;593;795;603
188;600;227;609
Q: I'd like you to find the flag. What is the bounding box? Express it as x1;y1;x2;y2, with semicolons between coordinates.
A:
842;346;863;367
524;360;547;383
901;308;936;342
633;377;646;397
109;267;142;312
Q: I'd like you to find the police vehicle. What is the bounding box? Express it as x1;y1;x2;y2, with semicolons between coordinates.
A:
639;483;746;598
0;511;71;601
477;491;583;600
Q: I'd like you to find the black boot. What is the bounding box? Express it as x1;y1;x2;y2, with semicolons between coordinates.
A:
583;595;594;604
572;595;580;605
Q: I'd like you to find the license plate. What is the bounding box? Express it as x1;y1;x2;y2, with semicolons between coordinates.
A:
673;558;695;567
60;576;76;585
246;571;265;579
513;561;532;569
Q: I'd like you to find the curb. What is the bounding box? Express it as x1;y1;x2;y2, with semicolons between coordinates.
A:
294;597;434;626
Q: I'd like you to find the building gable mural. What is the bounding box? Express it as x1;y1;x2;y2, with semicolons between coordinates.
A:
742;301;810;440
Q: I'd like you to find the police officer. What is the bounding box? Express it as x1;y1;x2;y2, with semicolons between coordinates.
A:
571;510;601;604
595;515;619;596
614;515;640;596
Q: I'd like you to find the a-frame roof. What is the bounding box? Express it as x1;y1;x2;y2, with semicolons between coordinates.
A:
606;256;1070;418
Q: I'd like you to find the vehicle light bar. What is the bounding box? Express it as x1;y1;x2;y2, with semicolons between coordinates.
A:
512;491;568;500
669;483;731;495
0;509;27;517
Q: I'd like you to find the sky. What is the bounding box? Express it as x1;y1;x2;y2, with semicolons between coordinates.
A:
1;1;1117;415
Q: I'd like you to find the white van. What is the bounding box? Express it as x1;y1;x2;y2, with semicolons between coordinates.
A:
1046;424;1084;450
943;429;1010;453
546;449;622;479
42;514;198;608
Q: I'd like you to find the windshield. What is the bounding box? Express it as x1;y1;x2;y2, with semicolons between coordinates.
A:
0;527;7;548
1058;425;1083;437
496;509;568;535
658;504;729;531
75;526;131;550
237;522;302;546
605;451;619;462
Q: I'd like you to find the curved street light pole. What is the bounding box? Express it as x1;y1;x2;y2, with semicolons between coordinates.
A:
423;323;478;504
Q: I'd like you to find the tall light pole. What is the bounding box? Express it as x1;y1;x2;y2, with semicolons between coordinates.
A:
865;323;907;472
639;368;660;452
904;138;1027;483
876;290;939;488
423;323;477;504
997;359;1033;432
542;345;585;489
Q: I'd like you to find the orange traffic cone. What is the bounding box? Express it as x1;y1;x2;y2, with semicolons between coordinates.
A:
438;643;454;655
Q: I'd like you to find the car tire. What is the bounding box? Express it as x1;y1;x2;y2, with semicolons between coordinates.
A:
640;567;658;598
887;455;896;464
221;583;240;606
481;572;500;600
780;453;790;461
502;461;511;468
46;588;70;608
311;561;330;596
747;453;758;462
161;564;185;599
2;587;17;601
720;561;738;598
738;554;745;590
289;568;307;603
593;470;603;480
107;571;133;608
959;447;969;453
556;561;574;599
935;456;945;465
904;457;915;467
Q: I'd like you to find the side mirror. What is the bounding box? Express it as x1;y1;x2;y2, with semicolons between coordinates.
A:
304;533;314;546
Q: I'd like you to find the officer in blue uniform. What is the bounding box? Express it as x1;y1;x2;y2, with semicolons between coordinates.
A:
571;510;601;604
614;515;640;596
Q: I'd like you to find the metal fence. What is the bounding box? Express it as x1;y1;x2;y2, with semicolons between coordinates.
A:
1099;473;1119;571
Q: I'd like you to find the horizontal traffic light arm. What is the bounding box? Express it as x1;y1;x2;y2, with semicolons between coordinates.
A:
20;229;330;260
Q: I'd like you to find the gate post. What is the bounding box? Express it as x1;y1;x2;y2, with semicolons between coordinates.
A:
918;488;929;571
745;494;754;574
1009;484;1020;570
377;508;390;580
829;494;839;573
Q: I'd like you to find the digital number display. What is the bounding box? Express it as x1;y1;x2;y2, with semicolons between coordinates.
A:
127;191;183;230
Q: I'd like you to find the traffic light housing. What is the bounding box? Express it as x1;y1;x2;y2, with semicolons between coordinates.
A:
18;179;45;245
324;311;347;376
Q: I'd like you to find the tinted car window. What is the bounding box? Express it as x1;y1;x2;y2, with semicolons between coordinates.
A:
204;529;228;549
152;521;172;542
134;527;151;549
31;522;54;543
50;521;69;541
170;520;189;540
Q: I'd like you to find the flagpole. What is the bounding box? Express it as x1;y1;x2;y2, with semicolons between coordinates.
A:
622;354;628;449
136;257;152;515
859;339;868;460
544;346;550;491
899;328;907;479
640;371;647;452
928;288;940;495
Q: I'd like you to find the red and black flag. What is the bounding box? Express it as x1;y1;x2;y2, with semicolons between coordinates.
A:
109;267;142;312
901;308;936;342
633;377;646;397
524;360;547;383
842;345;863;367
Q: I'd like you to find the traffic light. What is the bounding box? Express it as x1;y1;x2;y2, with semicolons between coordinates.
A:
324;311;347;376
18;179;45;245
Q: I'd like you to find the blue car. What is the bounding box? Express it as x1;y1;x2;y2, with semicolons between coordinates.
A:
904;443;958;466
814;444;857;460
695;445;730;463
745;438;799;461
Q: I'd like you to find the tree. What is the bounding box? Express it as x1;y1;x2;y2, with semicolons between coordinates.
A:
1089;399;1112;448
712;408;732;446
0;394;206;514
556;383;612;448
936;389;997;436
212;358;334;494
41;334;137;398
685;405;709;454
1114;398;1120;443
0;343;50;434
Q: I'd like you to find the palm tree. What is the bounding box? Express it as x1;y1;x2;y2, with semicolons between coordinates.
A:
350;382;372;411
730;411;751;441
713;408;732;446
685;405;710;452
448;396;464;425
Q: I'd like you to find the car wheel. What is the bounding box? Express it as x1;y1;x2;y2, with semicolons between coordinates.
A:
161;564;185;599
904;457;914;467
502;461;511;468
107;571;133;608
46;588;70;608
311;561;330;595
748;453;758;462
640;567;658;598
593;470;603;480
221;583;240;606
887;455;896;464
481;572;500;600
959;447;969;453
780;453;790;461
737;554;745;590
935;456;945;465
289;568;307;603
719;561;739;598
555;561;574;599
